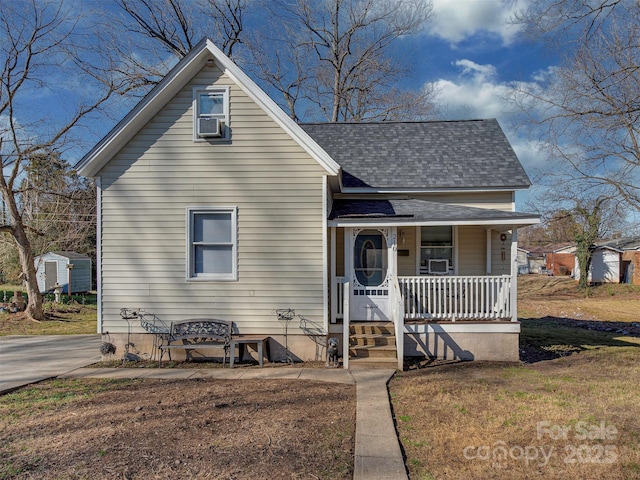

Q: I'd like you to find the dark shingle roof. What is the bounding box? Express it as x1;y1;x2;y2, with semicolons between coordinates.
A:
596;237;640;251
329;199;537;223
300;119;531;190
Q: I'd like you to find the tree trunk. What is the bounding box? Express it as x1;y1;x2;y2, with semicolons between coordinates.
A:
1;185;44;321
13;225;44;321
575;243;593;290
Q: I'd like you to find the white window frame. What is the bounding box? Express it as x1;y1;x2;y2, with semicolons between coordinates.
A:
193;86;230;142
418;225;457;275
186;206;238;281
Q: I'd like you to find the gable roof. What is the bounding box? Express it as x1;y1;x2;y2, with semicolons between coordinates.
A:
36;251;90;260
75;38;340;178
597;237;640;251
301;119;531;191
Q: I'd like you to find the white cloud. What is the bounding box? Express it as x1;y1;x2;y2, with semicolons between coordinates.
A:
426;58;549;184
427;0;527;45
431;59;510;118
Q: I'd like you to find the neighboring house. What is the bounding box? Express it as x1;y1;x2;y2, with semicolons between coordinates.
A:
75;39;539;368
519;243;574;276
574;237;640;285
522;246;547;274
546;244;575;276
517;247;530;274
34;251;92;294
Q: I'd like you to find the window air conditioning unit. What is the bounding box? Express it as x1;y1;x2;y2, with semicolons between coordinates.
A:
428;259;449;275
198;117;222;138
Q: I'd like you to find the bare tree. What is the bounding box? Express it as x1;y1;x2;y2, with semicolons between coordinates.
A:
511;1;640;213
249;0;436;122
107;0;246;92
0;0;121;320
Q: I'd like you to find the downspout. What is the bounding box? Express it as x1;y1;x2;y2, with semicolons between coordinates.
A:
322;176;329;332
511;229;518;322
96;176;103;334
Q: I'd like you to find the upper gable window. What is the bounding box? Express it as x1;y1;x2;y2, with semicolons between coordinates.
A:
193;86;230;141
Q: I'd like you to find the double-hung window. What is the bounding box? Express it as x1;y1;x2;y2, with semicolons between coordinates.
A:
193;86;229;141
420;226;454;275
187;207;237;280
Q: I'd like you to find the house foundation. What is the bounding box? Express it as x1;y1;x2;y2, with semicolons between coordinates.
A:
404;322;520;362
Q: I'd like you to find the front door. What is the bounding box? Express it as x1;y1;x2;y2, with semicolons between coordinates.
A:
350;228;393;321
44;262;58;291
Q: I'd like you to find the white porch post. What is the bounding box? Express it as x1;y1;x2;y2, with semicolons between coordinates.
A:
511;229;518;322
342;228;352;369
486;228;492;275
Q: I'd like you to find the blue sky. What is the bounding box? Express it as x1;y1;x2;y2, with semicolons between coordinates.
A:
399;0;555;208
31;0;552;209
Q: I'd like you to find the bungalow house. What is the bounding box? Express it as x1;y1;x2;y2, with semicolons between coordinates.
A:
76;39;539;369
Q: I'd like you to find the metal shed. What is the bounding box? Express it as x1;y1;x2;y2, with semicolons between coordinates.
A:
34;251;92;294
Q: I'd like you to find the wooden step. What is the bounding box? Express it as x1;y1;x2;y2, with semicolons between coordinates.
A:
348;321;398;367
349;333;396;347
349;344;398;359
350;321;395;335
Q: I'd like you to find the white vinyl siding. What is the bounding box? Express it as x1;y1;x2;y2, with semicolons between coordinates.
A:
457;226;487;275
98;64;327;334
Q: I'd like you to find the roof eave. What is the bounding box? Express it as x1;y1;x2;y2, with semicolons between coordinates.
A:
339;185;531;194
328;216;540;228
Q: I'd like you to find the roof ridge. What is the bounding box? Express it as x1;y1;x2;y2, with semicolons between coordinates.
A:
299;118;492;126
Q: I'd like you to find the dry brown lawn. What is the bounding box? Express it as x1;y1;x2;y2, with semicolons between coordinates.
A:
391;275;640;479
0;377;355;479
517;275;640;322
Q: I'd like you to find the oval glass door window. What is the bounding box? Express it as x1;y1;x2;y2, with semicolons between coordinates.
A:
354;231;387;286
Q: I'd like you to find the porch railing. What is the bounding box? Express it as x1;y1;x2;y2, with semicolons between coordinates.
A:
398;275;512;321
332;275;512;323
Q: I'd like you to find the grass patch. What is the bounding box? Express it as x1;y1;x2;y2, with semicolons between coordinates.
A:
0;305;96;336
0;283;97;336
391;336;640;479
0;378;134;423
518;276;640;323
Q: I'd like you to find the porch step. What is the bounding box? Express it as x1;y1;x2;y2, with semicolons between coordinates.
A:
349;344;397;358
348;356;399;370
350;333;396;347
348;321;398;366
349;321;395;335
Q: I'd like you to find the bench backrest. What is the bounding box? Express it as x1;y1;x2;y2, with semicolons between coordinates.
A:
170;319;232;344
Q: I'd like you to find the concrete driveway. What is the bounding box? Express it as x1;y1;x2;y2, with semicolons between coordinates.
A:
0;335;102;394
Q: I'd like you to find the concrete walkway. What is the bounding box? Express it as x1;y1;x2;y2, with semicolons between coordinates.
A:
0;337;408;480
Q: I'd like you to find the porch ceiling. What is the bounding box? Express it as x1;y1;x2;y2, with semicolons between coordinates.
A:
328;199;539;228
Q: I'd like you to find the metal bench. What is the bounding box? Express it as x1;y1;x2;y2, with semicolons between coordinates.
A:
158;319;232;367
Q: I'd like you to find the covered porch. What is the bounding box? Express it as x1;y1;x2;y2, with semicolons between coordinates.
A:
327;199;539;369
